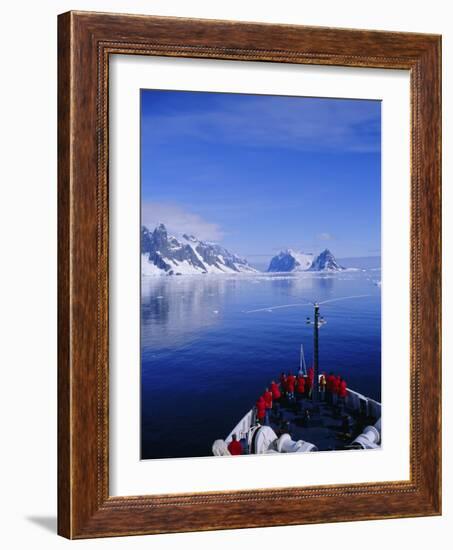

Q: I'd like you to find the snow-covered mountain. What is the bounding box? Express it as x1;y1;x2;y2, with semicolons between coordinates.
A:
309;249;345;271
267;248;344;272
141;224;258;276
267;250;314;273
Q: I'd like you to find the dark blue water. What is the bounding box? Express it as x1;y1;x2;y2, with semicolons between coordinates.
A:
141;264;381;459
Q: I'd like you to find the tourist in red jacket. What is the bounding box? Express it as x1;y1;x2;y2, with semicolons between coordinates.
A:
326;373;334;391
270;381;281;414
333;376;340;392
227;434;243;455
280;372;287;396
263;388;273;423
263;388;273;409
339;378;347;398
296;375;306;399
256;396;266;424
286;373;296;401
338;378;347;413
270;380;281;401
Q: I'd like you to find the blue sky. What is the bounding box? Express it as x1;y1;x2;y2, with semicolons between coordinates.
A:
141;90;381;262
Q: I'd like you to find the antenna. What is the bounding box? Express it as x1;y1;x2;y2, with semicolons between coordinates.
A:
299;344;307;376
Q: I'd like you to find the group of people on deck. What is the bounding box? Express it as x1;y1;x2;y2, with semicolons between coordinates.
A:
226;368;349;455
253;368;348;426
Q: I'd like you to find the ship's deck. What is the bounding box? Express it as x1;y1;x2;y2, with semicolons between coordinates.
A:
268;394;379;451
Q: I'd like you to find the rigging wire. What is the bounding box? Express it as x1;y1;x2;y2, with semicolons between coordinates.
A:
317;294;371;305
245;302;313;314
245;294;372;314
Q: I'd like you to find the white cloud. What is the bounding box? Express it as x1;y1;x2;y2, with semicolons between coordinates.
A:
142;202;224;242
142;95;381;153
317;232;332;241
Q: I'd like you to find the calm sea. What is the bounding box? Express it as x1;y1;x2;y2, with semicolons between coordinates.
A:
141;260;381;460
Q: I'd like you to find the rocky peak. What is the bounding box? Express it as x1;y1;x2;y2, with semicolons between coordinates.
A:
309;249;345;271
141;224;257;276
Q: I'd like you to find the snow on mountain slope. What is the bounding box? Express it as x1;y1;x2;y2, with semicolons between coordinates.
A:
309;249;345;271
267;249;313;272
141;224;258;276
267;248;344;273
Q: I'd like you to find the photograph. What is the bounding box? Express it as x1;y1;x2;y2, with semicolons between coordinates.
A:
140;89;382;460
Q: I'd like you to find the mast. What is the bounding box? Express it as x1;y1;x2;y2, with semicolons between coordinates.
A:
313;303;320;403
306;303;325;404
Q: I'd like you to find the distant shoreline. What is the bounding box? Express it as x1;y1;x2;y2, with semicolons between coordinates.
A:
142;267;381;278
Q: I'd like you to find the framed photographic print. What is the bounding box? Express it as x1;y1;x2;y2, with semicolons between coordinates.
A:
58;11;441;538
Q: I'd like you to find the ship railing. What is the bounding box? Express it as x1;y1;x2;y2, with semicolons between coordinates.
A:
225;408;255;444
224;384;381;444
345;388;381;419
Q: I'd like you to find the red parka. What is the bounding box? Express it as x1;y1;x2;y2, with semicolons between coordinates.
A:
280;374;287;391
271;382;281;400
296;376;306;394
256;397;266;420
332;376;340;395
263;390;273;409
339;380;347;398
327;374;335;392
228;439;243;455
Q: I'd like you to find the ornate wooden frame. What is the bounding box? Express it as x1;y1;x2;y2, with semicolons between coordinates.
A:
58;11;441;539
